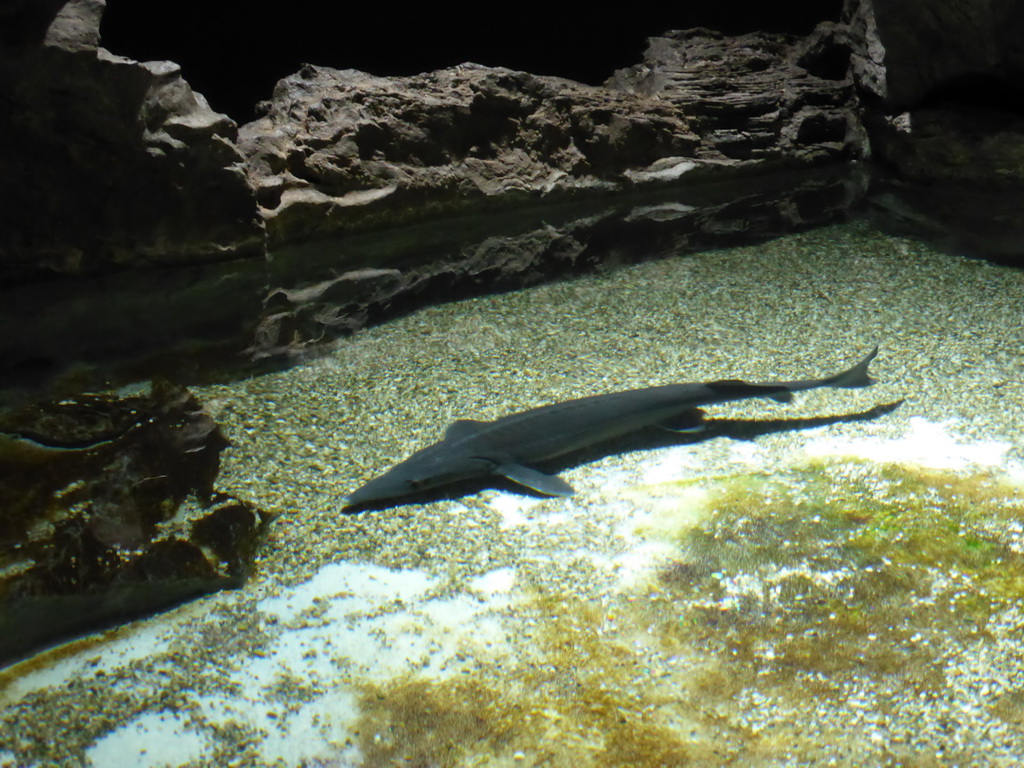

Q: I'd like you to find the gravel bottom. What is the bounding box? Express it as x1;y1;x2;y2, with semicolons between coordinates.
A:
3;219;1024;767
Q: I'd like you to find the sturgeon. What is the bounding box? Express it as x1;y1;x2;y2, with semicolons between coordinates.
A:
343;346;879;508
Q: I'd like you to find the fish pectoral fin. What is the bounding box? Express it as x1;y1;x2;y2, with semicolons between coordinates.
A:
495;463;575;497
658;408;707;433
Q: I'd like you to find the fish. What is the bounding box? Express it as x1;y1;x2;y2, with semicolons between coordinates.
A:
343;346;879;508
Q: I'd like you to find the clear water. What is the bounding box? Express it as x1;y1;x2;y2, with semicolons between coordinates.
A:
3;220;1024;766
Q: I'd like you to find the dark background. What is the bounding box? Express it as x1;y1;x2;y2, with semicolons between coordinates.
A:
100;1;844;123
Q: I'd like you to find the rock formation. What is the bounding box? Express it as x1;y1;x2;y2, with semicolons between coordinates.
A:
240;26;863;249
3;0;1022;283
227;22;866;360
847;0;1024;260
0;1;869;399
609;26;862;163
0;380;267;664
0;0;263;281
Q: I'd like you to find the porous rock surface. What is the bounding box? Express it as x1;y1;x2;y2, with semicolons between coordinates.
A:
608;27;861;161
240;26;864;248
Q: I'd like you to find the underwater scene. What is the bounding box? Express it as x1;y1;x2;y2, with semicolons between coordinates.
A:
3;219;1024;766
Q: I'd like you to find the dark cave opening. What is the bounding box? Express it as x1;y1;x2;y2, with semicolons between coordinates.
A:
918;70;1024;117
99;1;843;123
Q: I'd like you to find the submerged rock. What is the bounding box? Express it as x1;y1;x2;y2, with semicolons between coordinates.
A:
0;381;267;664
251;164;865;362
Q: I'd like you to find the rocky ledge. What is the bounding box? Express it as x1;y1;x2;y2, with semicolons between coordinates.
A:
1;0;865;280
4;0;1024;280
241;25;863;248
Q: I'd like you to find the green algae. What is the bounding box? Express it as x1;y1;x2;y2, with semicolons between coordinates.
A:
354;593;742;768
351;459;1024;766
641;459;1024;713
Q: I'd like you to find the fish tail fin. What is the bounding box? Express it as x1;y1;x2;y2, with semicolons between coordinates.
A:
826;346;878;389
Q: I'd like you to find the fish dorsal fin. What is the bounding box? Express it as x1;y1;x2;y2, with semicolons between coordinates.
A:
444;419;486;440
495;463;576;497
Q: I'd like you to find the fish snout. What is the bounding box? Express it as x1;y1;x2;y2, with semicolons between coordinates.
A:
342;473;412;509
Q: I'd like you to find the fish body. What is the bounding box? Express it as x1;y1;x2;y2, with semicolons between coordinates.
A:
344;347;878;508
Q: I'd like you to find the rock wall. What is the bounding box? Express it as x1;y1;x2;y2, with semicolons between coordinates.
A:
847;0;1024;261
0;0;263;280
4;0;1022;283
846;0;1024;108
0;0;866;282
240;24;862;249
0;0;872;399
